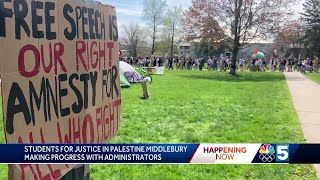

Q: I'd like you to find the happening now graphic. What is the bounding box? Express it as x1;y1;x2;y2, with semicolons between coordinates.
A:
258;144;276;163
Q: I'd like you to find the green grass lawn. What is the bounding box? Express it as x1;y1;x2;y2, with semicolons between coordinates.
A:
305;72;320;84
0;71;316;179
93;70;315;179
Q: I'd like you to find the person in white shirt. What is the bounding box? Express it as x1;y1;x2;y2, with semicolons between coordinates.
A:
239;59;244;71
207;57;213;71
225;58;230;69
220;57;226;71
194;59;199;70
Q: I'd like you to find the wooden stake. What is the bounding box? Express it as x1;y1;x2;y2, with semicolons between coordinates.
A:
142;80;150;99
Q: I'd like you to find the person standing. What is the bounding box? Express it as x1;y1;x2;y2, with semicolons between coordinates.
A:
270;58;274;71
225;57;229;70
207;57;213;71
176;57;180;69
145;57;150;67
218;58;222;71
187;57;192;70
308;58;313;73
292;59;297;71
297;59;303;72
314;57;319;73
199;57;204;71
213;57;218;70
288;59;293;72
194;58;199;70
182;57;185;70
262;58;269;71
153;57;157;67
159;58;163;67
220;57;226;71
239;58;244;71
179;58;183;70
279;58;283;72
257;59;262;72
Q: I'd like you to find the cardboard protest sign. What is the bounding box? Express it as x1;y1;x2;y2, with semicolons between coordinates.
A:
155;67;165;75
0;0;121;179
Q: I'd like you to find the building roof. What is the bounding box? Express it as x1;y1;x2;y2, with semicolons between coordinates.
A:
178;42;191;47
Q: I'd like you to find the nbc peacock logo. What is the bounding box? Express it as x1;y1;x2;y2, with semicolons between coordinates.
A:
259;144;275;163
259;144;275;154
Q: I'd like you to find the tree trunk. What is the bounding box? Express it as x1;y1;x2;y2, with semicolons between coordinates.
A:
229;0;241;76
152;34;155;55
152;17;156;55
129;47;133;57
133;46;137;58
230;48;239;75
170;23;175;58
208;42;210;57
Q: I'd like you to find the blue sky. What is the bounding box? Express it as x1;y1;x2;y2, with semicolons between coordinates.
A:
99;0;192;27
98;0;304;30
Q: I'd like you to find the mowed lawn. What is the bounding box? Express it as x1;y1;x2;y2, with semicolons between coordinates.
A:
92;71;315;179
0;71;316;179
305;72;320;84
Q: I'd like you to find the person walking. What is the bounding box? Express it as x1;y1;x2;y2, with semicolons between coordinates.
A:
176;57;180;69
213;57;218;70
168;58;173;70
145;57;150;67
270;58;275;71
153;57;157;67
314;57;319;73
158;58;163;67
177;58;182;70
262;58;269;71
194;58;199;70
199;57;204;71
287;59;292;72
239;58;244;71
187;57;192;70
207;57;213;71
297;59;303;72
308;58;313;73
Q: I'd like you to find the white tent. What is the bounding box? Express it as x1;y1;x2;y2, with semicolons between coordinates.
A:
119;61;142;83
119;61;135;74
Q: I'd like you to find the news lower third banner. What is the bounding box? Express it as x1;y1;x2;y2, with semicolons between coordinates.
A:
1;144;320;164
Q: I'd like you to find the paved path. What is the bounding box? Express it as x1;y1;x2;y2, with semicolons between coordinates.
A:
285;72;320;178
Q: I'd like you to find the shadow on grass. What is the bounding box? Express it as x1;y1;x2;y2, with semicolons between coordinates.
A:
177;73;285;82
139;97;150;100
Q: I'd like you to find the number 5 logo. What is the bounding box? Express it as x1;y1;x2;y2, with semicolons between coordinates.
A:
276;145;289;162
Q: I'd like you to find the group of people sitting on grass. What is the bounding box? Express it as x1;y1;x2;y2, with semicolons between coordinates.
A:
120;56;320;73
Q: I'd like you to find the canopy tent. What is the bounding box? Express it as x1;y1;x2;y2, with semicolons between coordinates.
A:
119;61;143;87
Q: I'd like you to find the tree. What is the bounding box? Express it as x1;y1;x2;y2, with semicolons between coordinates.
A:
184;0;298;75
216;0;299;75
155;26;171;56
165;6;183;58
183;0;226;52
120;24;144;57
301;0;320;57
274;20;303;56
143;0;167;55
